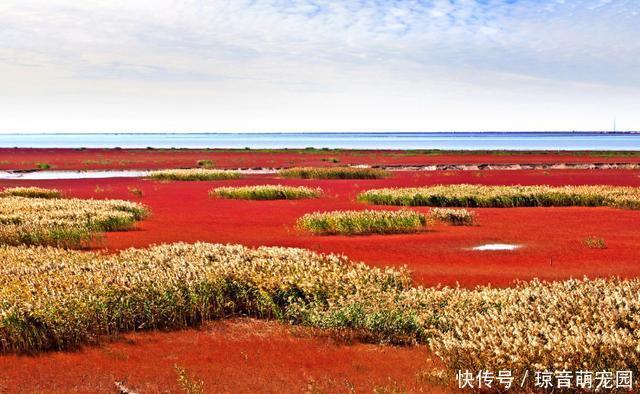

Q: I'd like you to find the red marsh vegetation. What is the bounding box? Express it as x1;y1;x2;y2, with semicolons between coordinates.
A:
2;169;639;288
0;319;443;393
2;148;640;171
2;161;640;392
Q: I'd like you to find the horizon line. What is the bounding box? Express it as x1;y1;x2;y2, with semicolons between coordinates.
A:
1;131;639;135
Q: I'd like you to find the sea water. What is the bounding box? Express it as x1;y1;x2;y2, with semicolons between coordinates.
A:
0;132;638;150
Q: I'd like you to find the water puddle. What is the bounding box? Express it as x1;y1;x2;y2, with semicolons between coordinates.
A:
471;243;521;251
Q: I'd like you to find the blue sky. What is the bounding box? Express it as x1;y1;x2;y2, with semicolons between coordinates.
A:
0;0;638;132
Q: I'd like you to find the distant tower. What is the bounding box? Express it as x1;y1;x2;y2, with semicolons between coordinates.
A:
613;118;617;132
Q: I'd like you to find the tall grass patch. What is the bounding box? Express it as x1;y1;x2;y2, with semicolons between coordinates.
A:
0;196;148;248
196;159;214;168
583;236;607;249
148;169;241;181
0;242;638;389
358;184;640;209
279;166;389;179
428;208;475;226
0;242;411;353
297;209;426;235
0;187;61;199
211;185;322;200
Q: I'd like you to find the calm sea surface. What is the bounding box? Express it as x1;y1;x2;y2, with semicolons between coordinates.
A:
0;132;639;150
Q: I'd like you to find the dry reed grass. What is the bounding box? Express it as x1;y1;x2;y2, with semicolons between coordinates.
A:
359;184;640;209
0;242;637;389
297;210;426;235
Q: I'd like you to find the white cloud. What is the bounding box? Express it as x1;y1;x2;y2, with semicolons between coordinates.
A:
0;0;638;132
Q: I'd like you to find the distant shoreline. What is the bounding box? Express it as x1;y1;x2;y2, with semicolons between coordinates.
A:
3;147;640;173
0;131;639;135
1;132;640;150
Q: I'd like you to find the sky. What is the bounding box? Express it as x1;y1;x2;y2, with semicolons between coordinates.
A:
0;0;638;133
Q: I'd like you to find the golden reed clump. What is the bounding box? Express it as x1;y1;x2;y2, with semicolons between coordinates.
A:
297;209;426;235
425;278;640;374
211;185;322;200
0;196;148;247
0;187;62;199
428;207;476;226
279;166;389;179
1;241;638;386
148;168;241;181
0;242;409;352
358;184;640;209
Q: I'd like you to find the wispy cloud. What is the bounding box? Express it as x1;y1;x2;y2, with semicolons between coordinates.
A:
0;0;638;132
